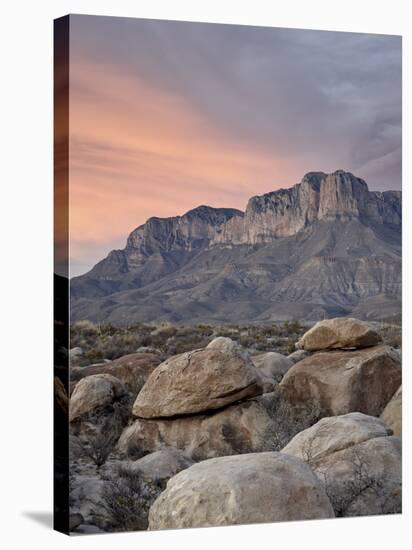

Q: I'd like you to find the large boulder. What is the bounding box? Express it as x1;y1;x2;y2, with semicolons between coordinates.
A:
133;339;262;418
280;345;401;417
282;413;391;463
118;395;274;460
251;352;293;382
296;317;381;351
315;437;401;516
70;352;161;395
118;449;194;484
148;452;334;529
70;374;126;422
381;386;402;437
282;415;401;517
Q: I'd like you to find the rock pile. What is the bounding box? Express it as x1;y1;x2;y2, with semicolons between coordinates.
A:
280;318;401;417
118;338;278;460
68;317;402;532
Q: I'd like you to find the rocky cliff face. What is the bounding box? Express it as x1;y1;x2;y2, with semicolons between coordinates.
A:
70;170;402;323
212;170;401;245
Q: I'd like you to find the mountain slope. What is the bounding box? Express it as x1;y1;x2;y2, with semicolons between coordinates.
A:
70;171;401;324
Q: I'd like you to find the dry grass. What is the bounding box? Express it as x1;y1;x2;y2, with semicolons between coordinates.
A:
70;320;306;366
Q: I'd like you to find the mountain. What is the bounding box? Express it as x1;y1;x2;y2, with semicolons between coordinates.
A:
70;170;401;324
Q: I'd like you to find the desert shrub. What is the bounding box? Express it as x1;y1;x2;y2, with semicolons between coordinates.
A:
70;321;307;364
286;338;297;354
196;324;214;336
239;334;255;348
78;403;128;468
265;386;321;451
101;467;162;531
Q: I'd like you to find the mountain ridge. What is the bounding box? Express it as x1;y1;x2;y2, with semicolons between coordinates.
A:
71;170;401;324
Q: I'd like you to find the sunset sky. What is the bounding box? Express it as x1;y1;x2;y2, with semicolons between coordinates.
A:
67;15;401;276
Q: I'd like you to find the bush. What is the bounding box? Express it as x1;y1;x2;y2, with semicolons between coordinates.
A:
78;403;128;468
265;386;321;451
101;466;162;531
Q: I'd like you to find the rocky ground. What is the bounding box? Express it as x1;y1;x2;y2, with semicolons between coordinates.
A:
59;317;402;534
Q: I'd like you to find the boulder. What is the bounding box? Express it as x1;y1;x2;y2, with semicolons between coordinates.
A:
315;436;402;516
118;395;274;460
70;374;126;422
282;413;391;463
280;345;401;417
206;336;242;354
287;349;312;363
118;449;194;484
282;414;401;516
70;473;109;528
133;341;262;418
70;352;161;395
148;452;334;529
296;317;381;351
251;352;293;382
381;386;402;437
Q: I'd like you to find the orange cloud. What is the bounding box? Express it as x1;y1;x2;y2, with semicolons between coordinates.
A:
68;58;305;274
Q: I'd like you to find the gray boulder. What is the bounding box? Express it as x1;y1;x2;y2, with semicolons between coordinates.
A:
149;452;334;529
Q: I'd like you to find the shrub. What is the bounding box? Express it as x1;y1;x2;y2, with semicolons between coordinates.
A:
265;386;321;451
78;403;127;468
101;467;162;531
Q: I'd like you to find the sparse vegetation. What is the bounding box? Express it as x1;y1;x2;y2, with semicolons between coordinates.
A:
265;386;321;451
77;403;129;468
101;466;163;531
70;320;307;366
378;322;402;349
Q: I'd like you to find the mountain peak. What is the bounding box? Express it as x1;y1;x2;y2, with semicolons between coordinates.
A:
70;169;401;324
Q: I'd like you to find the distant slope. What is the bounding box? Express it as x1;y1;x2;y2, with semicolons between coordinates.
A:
71;171;401;324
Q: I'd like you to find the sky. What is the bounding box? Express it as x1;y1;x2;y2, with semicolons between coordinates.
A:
67;15;402;277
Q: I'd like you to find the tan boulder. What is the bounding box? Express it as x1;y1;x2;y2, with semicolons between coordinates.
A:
70;352;161;395
148;452;334;529
296;317;381;351
315;437;402;516
282;414;401;516
133;340;261;418
251;352;293;382
282;412;391;463
280;345;401;417
381;385;402;437
118;395;274;460
70;374;126;422
118;449;194;484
